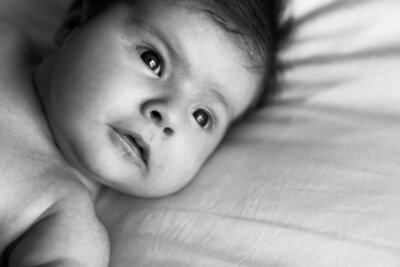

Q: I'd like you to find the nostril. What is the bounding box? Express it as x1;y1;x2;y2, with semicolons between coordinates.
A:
149;110;173;136
163;127;174;136
150;110;162;121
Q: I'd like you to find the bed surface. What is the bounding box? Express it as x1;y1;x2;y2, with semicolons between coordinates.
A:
2;0;400;266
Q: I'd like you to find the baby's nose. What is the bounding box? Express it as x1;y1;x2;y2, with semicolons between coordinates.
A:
149;110;174;136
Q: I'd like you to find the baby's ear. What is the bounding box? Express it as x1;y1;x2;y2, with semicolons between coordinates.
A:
54;0;90;46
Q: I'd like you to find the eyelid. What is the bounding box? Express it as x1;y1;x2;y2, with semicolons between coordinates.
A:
194;106;217;131
137;46;164;76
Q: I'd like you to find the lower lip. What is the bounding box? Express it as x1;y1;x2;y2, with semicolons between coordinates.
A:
111;129;146;169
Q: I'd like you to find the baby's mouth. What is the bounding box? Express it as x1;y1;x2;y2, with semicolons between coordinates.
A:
113;128;150;165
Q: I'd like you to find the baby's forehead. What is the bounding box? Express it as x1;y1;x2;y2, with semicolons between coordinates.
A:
131;0;263;68
117;0;264;117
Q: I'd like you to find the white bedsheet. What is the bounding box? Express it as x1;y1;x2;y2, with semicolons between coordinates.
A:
2;0;400;265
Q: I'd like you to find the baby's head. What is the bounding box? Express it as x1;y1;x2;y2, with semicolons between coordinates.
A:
35;0;287;197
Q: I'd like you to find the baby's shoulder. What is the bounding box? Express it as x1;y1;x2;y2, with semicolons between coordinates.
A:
0;18;43;137
0;164;109;266
0;162;91;234
2;157;91;205
0;18;23;46
0;18;37;70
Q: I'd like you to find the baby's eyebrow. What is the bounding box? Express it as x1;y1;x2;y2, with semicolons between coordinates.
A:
203;87;232;118
127;17;190;74
126;17;231;115
210;89;229;111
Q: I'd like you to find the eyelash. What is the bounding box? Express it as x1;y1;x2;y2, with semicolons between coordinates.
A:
193;107;215;131
140;49;163;77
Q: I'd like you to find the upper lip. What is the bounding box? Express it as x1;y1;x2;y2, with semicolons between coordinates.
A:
113;127;150;165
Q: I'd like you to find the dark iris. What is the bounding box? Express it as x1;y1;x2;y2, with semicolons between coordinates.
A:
193;109;210;128
141;51;161;76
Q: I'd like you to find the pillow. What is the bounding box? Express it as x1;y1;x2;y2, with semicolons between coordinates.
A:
97;1;400;266
3;0;400;266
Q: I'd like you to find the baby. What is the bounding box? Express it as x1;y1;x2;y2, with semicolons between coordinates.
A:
0;0;288;266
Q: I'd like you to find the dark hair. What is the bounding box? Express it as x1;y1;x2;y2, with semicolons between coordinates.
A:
183;0;292;109
71;0;291;109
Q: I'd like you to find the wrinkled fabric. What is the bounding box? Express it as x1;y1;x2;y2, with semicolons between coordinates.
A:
3;0;400;266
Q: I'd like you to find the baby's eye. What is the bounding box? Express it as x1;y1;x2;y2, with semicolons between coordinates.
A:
141;50;162;76
193;109;212;129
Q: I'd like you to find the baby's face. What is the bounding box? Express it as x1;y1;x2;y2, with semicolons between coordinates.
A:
44;0;262;197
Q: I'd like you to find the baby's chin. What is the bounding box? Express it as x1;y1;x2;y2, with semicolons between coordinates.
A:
57;131;199;198
74;156;191;198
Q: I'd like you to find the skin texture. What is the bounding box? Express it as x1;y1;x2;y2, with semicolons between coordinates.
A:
0;1;264;265
35;0;263;197
0;20;109;267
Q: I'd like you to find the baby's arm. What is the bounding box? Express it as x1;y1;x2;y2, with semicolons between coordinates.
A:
0;19;109;267
7;192;110;267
